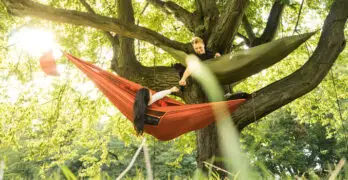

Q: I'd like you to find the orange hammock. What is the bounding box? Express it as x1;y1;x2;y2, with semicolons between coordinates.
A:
40;51;246;141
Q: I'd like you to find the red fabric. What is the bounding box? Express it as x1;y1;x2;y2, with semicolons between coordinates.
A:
157;100;168;107
40;51;246;141
39;51;59;76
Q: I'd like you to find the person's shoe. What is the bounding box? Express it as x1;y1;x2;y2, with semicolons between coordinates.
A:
226;92;251;100
224;92;232;99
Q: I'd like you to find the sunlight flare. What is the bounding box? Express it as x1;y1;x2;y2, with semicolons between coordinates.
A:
9;27;59;57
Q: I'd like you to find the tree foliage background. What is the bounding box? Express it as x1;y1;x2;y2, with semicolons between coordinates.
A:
0;0;347;179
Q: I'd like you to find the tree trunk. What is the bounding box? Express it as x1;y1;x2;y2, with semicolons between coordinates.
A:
196;123;222;170
181;79;225;173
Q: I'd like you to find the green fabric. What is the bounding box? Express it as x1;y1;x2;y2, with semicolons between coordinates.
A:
205;32;316;84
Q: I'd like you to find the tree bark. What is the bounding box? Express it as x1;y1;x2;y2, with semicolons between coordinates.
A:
208;0;249;53
174;78;224;172
193;0;219;40
241;16;255;45
196;123;222;170
116;0;138;68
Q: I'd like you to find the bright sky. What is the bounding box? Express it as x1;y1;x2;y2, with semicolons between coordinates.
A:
9;27;58;56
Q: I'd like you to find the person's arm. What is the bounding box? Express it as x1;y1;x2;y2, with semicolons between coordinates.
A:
179;68;192;86
148;87;179;105
205;49;221;59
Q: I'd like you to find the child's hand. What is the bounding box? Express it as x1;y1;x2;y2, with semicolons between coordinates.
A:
179;79;187;86
214;53;221;58
170;86;180;93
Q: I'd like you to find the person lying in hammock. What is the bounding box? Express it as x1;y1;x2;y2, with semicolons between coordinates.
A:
133;86;180;135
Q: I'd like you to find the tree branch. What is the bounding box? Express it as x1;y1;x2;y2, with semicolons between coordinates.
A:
251;0;285;46
207;0;249;53
78;0;118;46
293;0;305;34
242;16;256;42
79;0;96;14
147;0;198;33
234;0;347;130
2;0;190;53
108;151;119;160
194;0;219;40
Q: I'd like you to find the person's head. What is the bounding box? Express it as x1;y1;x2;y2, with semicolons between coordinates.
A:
133;88;150;135
191;37;205;55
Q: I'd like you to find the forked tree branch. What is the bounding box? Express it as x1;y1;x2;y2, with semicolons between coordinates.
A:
234;0;347;130
242;0;285;47
147;0;198;33
78;0;118;46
